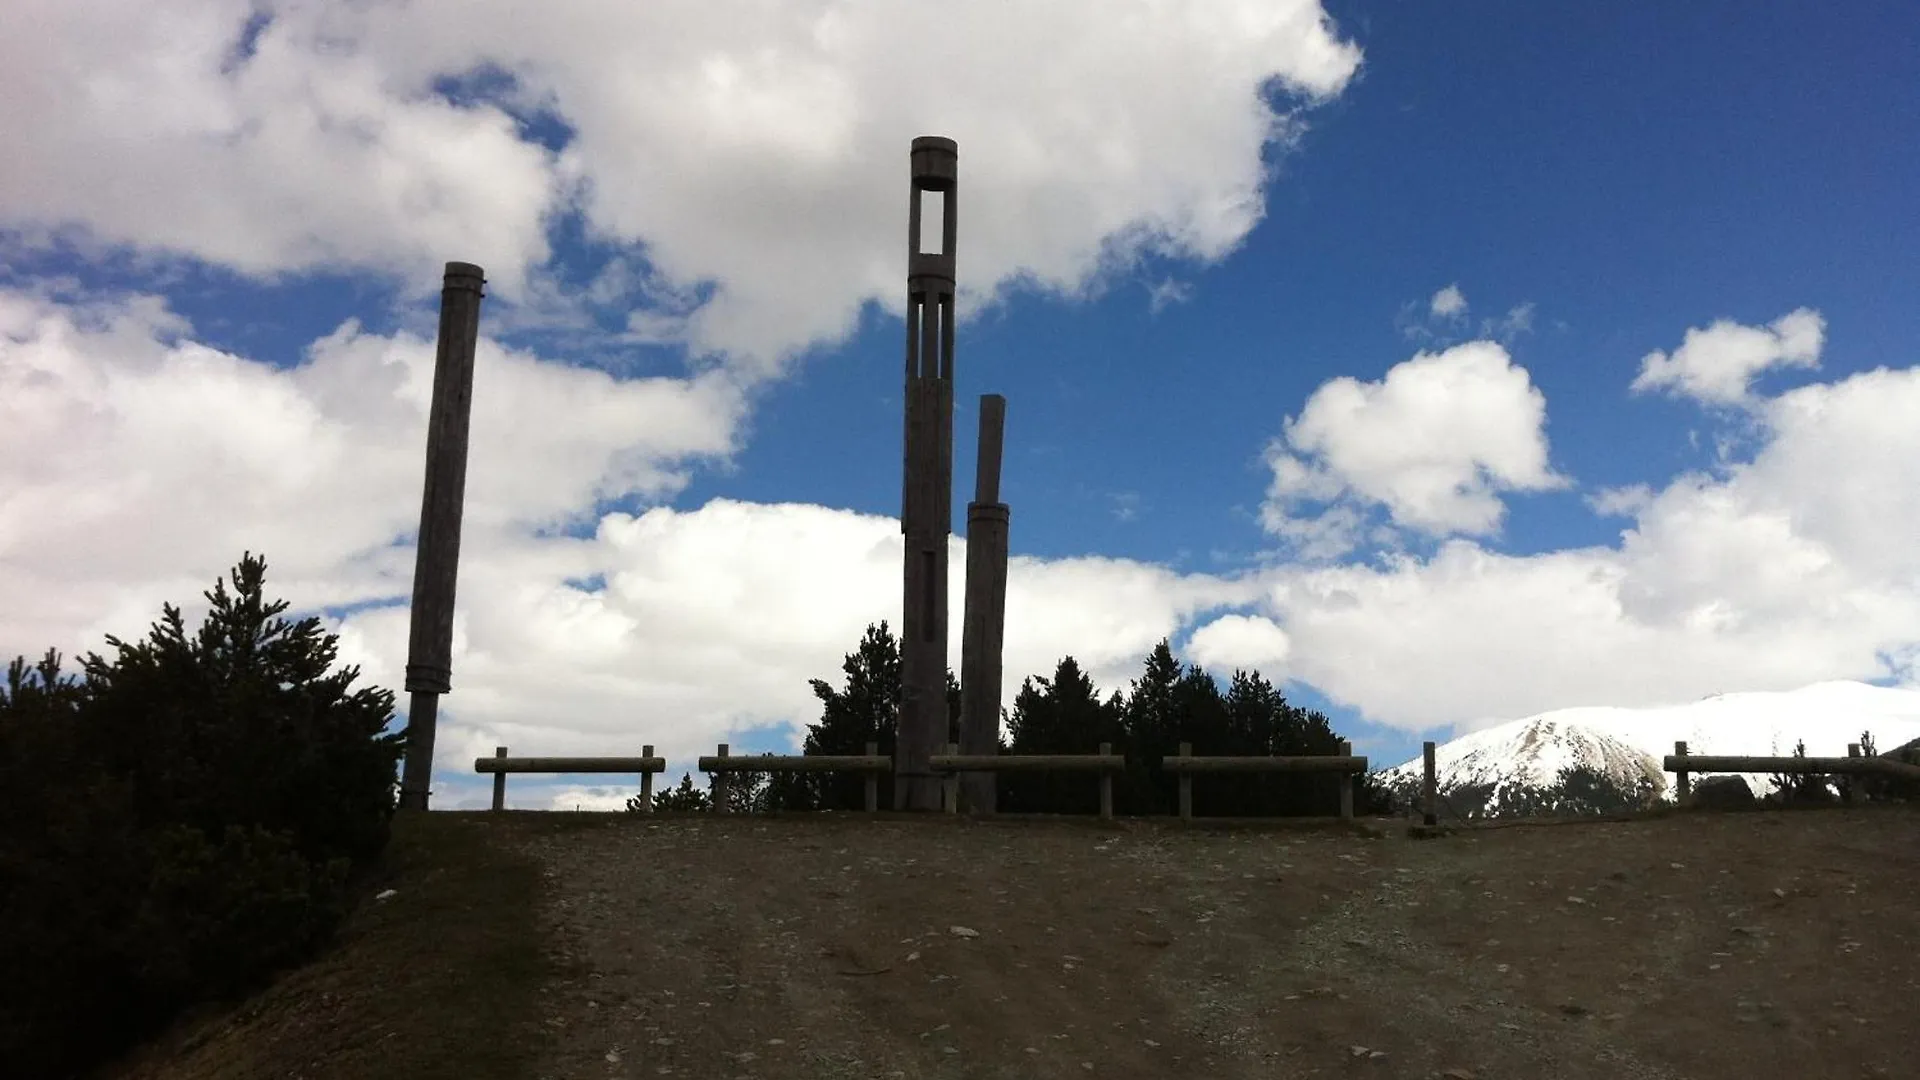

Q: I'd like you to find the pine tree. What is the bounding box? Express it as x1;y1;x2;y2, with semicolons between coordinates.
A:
648;772;712;811
801;622;901;809
1117;639;1182;814
0;553;402;1078
793;622;962;811
1170;663;1232;815
1003;657;1124;813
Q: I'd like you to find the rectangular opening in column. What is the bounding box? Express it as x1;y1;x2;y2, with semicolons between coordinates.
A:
917;190;947;255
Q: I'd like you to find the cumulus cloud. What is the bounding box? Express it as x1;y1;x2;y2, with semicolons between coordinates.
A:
1429;284;1467;319
1631;308;1825;406
8;279;1920;782
0;288;747;654
1250;350;1920;733
1260;341;1569;556
0;0;1361;372
1185;614;1292;676
0;290;1259;807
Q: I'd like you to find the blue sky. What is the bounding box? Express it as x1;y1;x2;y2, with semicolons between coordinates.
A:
4;1;1918;809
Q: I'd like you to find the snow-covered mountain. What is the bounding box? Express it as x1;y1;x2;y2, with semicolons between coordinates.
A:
1379;680;1920;814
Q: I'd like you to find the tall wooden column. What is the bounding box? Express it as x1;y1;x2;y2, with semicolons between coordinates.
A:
959;394;1010;814
398;261;486;811
897;136;958;811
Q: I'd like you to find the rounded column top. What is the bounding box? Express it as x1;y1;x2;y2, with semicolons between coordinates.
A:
911;136;957;191
443;261;487;292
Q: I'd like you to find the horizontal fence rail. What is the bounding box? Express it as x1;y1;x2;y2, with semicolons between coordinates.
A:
931;741;1126;819
475;756;665;774
474;740;1380;821
1665;739;1920;803
1165;740;1367;821
697;742;887;814
473;746;666;812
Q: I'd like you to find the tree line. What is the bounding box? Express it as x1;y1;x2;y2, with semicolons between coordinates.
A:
633;621;1398;818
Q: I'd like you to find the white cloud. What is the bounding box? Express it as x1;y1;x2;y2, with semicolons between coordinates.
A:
0;288;744;664
0;0;1362;372
1480;302;1534;342
1147;279;1193;315
1631;308;1824;406
0;291;1257;796
8;286;1920;773
1260;341;1569;555
1252;349;1920;734
1186;614;1292;676
1429;284;1467;319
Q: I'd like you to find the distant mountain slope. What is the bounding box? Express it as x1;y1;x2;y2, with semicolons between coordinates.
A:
1381;680;1920;812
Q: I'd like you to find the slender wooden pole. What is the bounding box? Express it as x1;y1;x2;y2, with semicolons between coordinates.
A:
1674;740;1690;803
1178;742;1193;820
1422;740;1438;826
1844;743;1858;805
959;394;1009;816
638;744;655;813
399;262;487;812
491;746;507;811
714;742;730;814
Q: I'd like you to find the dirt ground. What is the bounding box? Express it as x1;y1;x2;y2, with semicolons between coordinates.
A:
508;806;1920;1080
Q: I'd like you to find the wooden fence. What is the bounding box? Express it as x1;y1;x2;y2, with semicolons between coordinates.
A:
475;740;1377;820
474;745;666;811
697;742;889;813
1162;739;1367;820
1664;739;1920;803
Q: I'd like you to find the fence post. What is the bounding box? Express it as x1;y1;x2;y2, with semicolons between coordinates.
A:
1844;743;1859;805
714;742;730;814
492;746;508;811
638;744;654;813
944;742;960;814
1337;739;1354;820
1178;742;1193;821
1099;741;1114;820
1673;740;1690;804
865;741;879;813
1422;740;1437;826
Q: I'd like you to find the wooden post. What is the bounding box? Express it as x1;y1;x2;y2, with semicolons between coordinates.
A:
399;262;487;812
959;394;1010;817
1422;740;1438;826
1099;741;1114;820
1674;740;1690;804
638;744;655;813
491;746;507;811
714;742;730;814
897;136;960;813
865;741;879;813
1337;739;1354;820
1178;742;1193;820
944;741;960;814
1844;743;1859;805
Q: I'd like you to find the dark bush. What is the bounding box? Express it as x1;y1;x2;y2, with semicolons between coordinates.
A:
0;553;402;1078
